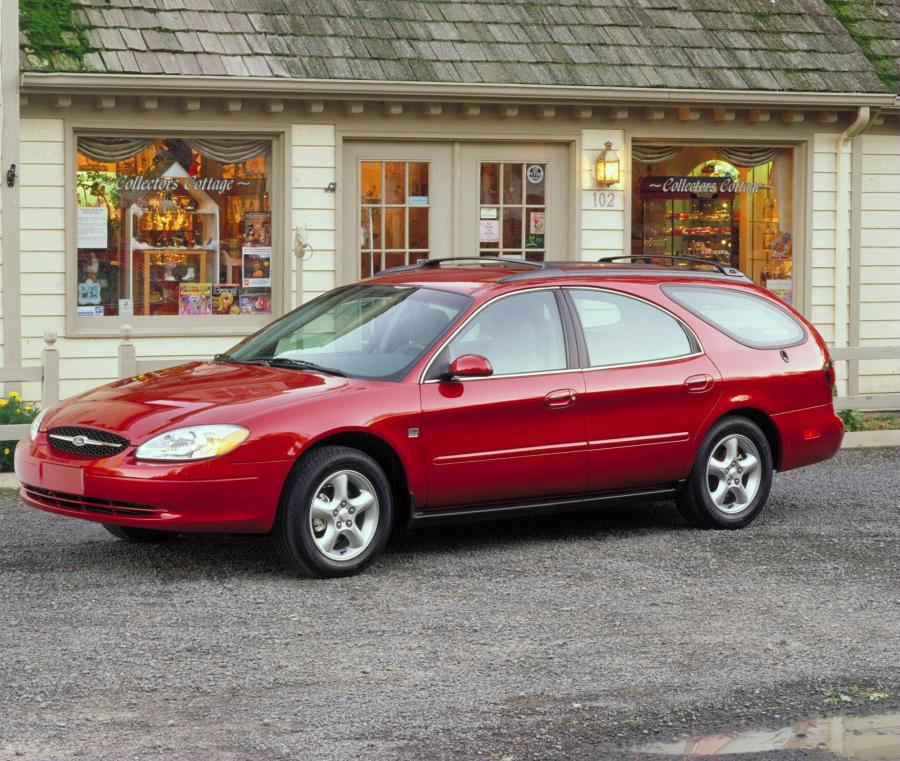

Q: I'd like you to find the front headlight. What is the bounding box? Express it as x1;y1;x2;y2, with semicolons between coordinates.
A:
135;425;249;461
30;406;52;441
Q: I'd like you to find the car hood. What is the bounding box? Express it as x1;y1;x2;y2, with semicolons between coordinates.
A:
42;361;348;442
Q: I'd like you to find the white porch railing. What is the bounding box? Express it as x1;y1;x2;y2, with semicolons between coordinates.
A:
0;330;60;440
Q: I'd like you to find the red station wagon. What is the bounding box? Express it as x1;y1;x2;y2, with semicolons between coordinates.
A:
16;257;843;577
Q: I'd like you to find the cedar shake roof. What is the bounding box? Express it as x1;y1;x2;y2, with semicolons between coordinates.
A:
18;0;897;94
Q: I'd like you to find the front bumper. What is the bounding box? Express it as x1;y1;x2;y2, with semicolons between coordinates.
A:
14;437;293;533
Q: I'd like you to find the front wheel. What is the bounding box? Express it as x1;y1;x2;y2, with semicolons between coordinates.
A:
274;446;393;578
676;416;773;529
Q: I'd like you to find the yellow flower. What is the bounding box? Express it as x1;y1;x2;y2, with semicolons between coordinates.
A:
0;399;7;407
2;449;9;456
9;391;20;399
25;405;33;411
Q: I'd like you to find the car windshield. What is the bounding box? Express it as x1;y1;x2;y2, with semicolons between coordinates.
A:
222;284;472;381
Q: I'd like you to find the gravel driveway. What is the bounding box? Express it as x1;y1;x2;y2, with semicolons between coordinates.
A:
1;448;898;761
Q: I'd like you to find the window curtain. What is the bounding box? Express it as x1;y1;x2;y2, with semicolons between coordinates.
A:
632;145;684;164
77;137;155;162
714;147;783;167
773;152;793;234
186;139;270;163
77;137;270;164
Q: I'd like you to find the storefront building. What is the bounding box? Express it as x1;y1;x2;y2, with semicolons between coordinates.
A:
2;1;899;407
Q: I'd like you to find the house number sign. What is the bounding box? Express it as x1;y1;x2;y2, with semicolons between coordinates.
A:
591;191;621;209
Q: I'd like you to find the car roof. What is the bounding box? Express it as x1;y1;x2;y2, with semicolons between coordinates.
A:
364;257;753;295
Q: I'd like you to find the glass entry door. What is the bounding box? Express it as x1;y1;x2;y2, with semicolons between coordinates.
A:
460;143;569;261
343;143;451;279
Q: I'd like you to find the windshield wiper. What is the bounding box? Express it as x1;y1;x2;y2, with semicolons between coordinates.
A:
213;353;233;361
254;357;347;377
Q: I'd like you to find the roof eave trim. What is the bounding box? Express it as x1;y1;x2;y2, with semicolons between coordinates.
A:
19;72;896;108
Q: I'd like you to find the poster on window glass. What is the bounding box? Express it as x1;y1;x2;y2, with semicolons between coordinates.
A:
178;283;213;315
212;285;240;315
242;212;272;247
767;278;793;305
242;247;272;287
480;219;500;243
240;289;272;315
77;206;108;249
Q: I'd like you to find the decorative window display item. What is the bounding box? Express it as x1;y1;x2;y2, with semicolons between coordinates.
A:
75;136;274;319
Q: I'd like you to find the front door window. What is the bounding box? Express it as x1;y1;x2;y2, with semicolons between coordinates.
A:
478;162;547;261
359;161;430;277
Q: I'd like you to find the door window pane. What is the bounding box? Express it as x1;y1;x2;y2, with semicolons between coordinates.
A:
384;162;405;204
360;162;382;204
480;163;500;204
503;163;523;204
570;289;693;367
359;161;430;276
445;290;566;375
502;207;522;249
479;162;547;260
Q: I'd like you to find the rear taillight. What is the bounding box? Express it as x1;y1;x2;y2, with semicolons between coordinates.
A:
824;358;836;391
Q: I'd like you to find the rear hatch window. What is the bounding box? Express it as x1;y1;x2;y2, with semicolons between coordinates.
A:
662;285;806;349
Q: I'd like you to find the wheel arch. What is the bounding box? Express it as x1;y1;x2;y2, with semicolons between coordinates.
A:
282;430;413;528
710;407;782;470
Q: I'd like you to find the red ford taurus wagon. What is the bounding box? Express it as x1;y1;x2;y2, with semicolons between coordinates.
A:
16;257;843;577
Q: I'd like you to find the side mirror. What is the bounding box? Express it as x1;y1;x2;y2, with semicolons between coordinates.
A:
447;354;493;379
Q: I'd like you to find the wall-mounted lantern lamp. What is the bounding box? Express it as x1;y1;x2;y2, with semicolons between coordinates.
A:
595;142;620;187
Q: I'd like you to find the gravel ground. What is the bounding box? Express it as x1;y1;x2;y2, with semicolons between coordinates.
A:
0;448;898;761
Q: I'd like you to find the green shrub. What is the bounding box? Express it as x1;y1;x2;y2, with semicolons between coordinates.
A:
837;408;863;432
0;392;40;472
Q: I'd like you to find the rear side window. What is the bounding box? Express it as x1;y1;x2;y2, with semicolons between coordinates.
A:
568;288;695;367
663;285;805;349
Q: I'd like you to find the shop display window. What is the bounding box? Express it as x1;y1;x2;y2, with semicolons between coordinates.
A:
75;136;274;318
631;146;794;303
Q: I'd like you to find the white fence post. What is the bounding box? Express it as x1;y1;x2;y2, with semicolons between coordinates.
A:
41;329;60;407
118;324;137;379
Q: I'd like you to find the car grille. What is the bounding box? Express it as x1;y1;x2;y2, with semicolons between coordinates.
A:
22;485;161;518
47;427;129;458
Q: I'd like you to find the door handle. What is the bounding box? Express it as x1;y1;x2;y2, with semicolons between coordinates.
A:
684;374;714;393
545;388;578;408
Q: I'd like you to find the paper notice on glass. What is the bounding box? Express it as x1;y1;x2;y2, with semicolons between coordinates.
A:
77;206;108;249
242;246;272;287
767;278;793;305
480;219;500;243
118;299;134;317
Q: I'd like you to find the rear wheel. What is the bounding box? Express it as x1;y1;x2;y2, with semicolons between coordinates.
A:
676;416;773;529
103;524;179;543
274;446;393;578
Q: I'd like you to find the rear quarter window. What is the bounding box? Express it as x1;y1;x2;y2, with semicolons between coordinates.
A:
662;285;806;349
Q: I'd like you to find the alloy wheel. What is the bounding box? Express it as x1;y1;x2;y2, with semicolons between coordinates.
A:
705;433;762;515
308;469;380;561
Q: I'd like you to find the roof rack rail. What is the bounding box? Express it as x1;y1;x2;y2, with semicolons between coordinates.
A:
597;255;748;279
373;256;546;277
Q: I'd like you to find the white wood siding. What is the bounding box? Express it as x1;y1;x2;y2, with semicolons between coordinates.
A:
857;133;900;394
580;129;625;262
292;124;336;308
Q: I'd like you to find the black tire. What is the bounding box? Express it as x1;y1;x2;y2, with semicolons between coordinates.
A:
103;524;179;542
274;446;393;578
676;415;773;529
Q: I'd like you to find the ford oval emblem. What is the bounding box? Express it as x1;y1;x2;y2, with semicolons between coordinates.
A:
72;435;87;447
